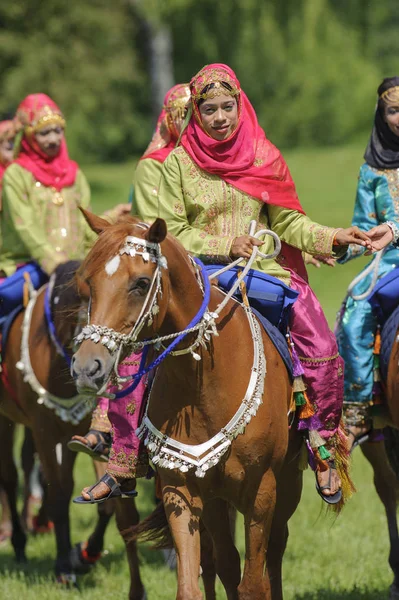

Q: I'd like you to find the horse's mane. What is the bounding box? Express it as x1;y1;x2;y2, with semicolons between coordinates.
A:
79;217;146;281
52;260;81;310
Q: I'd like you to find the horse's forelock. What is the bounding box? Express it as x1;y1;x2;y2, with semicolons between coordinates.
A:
79;217;151;280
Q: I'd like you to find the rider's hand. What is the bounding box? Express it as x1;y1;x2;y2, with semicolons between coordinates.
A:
103;203;132;222
365;223;394;253
230;235;264;259
334;226;372;251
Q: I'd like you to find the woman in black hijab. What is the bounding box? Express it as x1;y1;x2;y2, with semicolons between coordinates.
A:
336;77;399;450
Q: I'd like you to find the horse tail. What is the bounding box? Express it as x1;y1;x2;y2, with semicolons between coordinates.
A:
127;502;173;549
384;426;399;479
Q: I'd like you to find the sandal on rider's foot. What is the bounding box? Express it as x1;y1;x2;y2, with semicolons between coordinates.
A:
347;429;371;453
73;473;137;505
67;430;111;462
315;460;342;505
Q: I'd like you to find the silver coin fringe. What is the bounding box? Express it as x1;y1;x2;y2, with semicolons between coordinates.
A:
136;311;266;478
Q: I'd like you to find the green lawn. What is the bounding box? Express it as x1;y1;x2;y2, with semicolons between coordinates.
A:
0;143;392;599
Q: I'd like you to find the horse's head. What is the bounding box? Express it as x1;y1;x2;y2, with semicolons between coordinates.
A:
71;209;169;393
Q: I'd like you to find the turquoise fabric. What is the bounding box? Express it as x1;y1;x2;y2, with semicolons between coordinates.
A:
336;163;399;403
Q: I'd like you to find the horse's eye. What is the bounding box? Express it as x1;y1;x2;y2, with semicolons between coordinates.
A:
129;277;151;296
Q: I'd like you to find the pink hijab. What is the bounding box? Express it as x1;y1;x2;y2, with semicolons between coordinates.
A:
142;84;190;163
15;93;78;191
181;64;305;214
181;64;308;280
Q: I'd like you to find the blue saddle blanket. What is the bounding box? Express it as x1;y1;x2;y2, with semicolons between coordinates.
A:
203;264;298;331
0;305;24;363
251;308;293;379
0;262;48;319
368;267;399;326
380;304;399;382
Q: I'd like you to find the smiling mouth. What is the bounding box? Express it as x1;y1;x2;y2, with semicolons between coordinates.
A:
213;126;229;133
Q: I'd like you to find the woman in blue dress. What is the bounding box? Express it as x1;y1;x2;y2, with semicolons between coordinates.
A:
336;76;399;449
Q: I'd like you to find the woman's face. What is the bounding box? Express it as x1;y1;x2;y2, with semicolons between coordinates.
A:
0;137;14;166
34;125;64;157
199;94;238;141
384;103;399;137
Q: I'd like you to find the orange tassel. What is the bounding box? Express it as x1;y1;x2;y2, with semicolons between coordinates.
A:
374;327;381;355
297;390;315;419
314;453;329;472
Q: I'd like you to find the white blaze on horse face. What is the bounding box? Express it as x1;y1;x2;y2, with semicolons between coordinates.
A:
105;254;121;277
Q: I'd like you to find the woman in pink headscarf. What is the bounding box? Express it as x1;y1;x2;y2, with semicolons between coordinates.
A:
135;64;382;506
0;94;129;278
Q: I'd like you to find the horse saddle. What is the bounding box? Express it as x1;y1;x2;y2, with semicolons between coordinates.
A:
368;266;399;326
203;264;295;378
0;262;48;319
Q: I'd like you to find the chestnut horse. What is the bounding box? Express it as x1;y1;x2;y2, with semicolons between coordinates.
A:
0;260;145;598
71;212;304;600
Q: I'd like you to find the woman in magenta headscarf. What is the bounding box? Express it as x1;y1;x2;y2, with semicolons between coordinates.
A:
135;64;381;506
0;94;129;278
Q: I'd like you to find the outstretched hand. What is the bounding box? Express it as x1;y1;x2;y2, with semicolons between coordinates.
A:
334;226;373;250
365;223;394;254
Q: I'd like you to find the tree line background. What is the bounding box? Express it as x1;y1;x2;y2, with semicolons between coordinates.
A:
0;0;397;163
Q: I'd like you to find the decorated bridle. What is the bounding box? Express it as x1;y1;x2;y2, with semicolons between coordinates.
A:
74;222;281;399
74;230;216;397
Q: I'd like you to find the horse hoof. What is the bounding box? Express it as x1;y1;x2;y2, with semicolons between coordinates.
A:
389;583;399;599
31;516;54;535
70;542;101;575
56;573;78;587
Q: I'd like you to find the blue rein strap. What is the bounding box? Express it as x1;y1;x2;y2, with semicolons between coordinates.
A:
114;258;211;399
44;284;72;368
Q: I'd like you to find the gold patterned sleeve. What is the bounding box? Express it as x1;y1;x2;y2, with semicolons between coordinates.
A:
133;159;163;220
267;204;339;257
148;152;235;261
2;165;67;274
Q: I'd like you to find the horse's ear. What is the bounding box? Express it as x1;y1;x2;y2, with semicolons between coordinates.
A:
79;208;112;235
146;218;167;244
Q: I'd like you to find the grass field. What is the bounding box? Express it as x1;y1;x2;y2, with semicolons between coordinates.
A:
0;142;392;599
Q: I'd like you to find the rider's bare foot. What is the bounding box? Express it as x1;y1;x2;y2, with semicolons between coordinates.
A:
346;424;371;452
68;429;111;461
316;464;341;497
81;474;136;502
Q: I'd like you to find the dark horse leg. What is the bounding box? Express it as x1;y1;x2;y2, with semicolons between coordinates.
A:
32;424;78;581
70;460;115;574
0;415;27;562
361;441;399;599
21;426;39;531
201;498;241;600
114;494;146;600
265;431;303;600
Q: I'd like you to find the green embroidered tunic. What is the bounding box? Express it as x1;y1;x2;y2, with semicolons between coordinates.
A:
0;163;97;276
132;158;163;217
136;147;339;282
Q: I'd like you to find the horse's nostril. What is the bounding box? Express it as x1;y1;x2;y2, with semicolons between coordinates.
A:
88;359;103;378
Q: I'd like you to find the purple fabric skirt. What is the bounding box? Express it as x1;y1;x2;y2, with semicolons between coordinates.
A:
288;270;344;440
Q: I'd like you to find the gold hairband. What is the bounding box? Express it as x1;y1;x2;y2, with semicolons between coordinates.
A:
191;80;240;102
380;86;399;105
29;113;66;134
